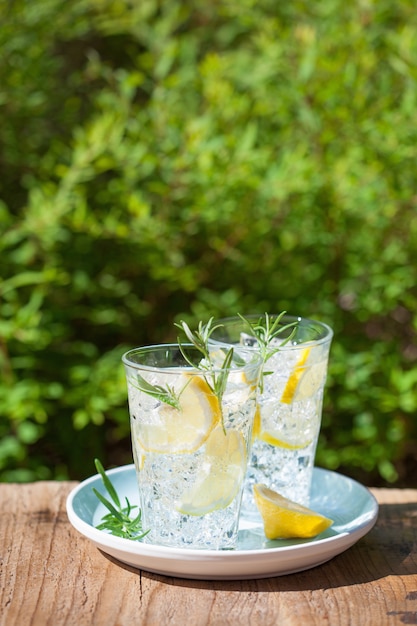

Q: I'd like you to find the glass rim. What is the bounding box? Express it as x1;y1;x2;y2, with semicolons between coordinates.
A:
208;314;333;350
122;342;261;374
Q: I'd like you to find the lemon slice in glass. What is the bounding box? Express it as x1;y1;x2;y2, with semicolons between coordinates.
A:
258;429;311;450
292;360;328;401
251;404;261;442
253;483;333;539
280;347;311;404
137;374;221;454
176;427;247;516
254;400;314;450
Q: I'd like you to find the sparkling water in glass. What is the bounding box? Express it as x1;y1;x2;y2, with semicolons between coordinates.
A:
122;344;261;549
208;315;333;520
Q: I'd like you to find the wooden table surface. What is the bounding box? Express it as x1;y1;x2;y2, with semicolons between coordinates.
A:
0;480;416;626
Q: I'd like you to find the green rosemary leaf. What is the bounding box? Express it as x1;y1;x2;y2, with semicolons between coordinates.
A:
177;320;196;345
94;458;120;508
124;497;133;516
214;346;234;402
130;372;181;410
92;487;124;522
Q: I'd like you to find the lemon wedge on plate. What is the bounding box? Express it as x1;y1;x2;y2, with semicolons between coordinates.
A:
137;374;220;455
176;427;247;516
253;483;333;539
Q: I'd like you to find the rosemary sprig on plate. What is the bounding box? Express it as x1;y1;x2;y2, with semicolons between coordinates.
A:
92;458;149;541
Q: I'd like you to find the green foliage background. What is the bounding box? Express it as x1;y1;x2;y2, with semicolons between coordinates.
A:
1;0;416;485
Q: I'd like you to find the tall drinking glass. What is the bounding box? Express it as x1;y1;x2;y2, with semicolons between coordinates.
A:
122;344;261;549
208;315;333;519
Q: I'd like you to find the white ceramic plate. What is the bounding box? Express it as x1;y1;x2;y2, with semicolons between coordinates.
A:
66;465;378;580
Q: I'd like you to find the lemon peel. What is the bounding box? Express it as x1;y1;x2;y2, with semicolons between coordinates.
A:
253;483;333;539
280;347;311;404
251;405;261;442
258;430;312;450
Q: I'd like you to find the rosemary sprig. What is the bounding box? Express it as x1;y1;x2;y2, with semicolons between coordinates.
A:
238;312;298;391
92;458;149;541
238;312;298;361
175;317;234;401
131;372;183;410
127;319;233;414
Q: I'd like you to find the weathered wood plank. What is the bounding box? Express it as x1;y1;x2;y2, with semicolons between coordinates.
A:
1;483;416;626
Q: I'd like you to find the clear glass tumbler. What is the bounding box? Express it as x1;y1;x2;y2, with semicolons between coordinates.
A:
208;315;333;519
122;343;261;549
